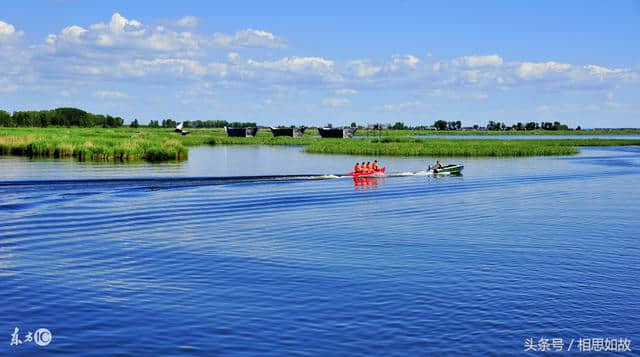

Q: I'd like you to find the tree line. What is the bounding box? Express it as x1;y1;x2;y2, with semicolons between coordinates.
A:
486;120;571;131
0;108;124;128
377;120;575;131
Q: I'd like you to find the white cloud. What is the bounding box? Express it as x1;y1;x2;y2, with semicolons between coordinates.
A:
175;16;199;28
248;56;333;72
95;90;128;98
212;28;286;49
453;54;503;67
348;60;381;78
228;52;240;63
584;64;632;80
322;97;350;107
387;54;420;71
44;13;284;55
517;61;571;79
62;25;88;38
108;13;142;33
0;20;23;42
1;13;636;110
244;57;338;84
118;58;207;77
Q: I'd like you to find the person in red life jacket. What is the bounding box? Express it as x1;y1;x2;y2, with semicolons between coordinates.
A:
354;162;361;173
365;161;372;172
372;160;379;171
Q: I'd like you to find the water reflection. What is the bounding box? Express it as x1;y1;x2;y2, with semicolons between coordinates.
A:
353;177;384;189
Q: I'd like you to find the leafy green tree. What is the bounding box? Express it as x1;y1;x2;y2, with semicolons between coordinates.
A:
433;120;448;130
0;110;13;127
130;119;139;128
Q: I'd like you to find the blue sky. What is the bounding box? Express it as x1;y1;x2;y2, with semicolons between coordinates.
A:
1;0;638;127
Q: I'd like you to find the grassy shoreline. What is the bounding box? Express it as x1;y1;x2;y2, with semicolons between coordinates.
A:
1;127;639;161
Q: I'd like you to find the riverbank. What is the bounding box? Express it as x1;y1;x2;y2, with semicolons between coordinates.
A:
1;127;640;161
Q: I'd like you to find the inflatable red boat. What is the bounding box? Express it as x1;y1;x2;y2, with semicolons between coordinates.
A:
347;167;386;177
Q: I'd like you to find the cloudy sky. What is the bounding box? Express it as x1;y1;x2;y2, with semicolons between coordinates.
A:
1;0;639;127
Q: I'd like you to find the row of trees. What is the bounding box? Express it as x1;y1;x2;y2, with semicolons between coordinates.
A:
381;120;574;131
487;120;570;131
0;108;124;128
433;120;462;130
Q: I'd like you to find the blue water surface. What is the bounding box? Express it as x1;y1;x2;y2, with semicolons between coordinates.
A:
1;146;639;355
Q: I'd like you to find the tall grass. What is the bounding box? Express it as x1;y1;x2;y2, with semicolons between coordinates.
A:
0;127;191;161
305;137;640;157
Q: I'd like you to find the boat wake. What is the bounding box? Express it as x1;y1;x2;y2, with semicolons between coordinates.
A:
0;171;439;191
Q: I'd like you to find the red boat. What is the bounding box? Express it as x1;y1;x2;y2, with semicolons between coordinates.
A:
347;167;386;177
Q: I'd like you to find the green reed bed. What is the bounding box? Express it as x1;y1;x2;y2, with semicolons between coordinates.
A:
0;127;195;161
304;137;640;157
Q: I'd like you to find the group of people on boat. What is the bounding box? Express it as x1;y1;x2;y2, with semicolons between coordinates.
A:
353;160;381;173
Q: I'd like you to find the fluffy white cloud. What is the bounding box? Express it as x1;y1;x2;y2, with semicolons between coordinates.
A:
118;58;208;77
584;64;632;80
0;20;22;42
2;13;636;106
248;56;333;72
212;29;286;49
517;61;571;79
45;13;284;55
348;60;382;78
62;25;88;39
387;54;420;71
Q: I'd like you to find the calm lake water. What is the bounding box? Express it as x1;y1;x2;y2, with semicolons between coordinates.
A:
1;145;639;355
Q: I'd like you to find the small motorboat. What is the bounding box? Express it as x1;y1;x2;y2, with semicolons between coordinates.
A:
348;167;386;177
428;164;464;175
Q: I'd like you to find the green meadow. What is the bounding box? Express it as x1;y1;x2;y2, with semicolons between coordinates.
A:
1;127;639;161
